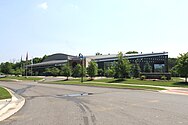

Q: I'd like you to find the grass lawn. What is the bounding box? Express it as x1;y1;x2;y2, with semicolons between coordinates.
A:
0;87;11;100
45;77;188;90
93;77;188;87
0;76;43;81
47;79;166;91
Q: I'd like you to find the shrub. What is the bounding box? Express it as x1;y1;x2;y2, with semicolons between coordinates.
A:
140;75;146;80
105;68;114;77
161;75;167;80
98;69;104;76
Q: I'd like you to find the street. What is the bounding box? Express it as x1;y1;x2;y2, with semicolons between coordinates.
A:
0;81;188;125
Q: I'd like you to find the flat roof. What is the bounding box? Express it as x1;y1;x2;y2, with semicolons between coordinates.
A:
87;52;168;62
27;60;67;67
27;52;168;67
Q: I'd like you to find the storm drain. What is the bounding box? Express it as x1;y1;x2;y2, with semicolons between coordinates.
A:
56;93;93;97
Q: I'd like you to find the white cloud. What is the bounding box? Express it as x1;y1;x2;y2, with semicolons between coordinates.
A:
38;2;48;10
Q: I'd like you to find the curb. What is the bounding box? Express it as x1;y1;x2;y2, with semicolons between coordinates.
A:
0;88;25;121
160;89;188;96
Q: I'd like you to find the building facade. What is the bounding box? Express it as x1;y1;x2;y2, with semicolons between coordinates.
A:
27;52;169;75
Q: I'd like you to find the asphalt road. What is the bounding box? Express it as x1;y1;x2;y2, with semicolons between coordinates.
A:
0;81;188;125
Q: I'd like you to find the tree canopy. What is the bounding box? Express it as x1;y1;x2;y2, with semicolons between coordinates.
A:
114;52;131;79
61;63;72;80
176;52;188;82
126;51;138;54
87;61;98;79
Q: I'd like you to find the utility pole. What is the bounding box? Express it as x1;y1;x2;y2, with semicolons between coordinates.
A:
31;57;33;76
25;52;28;78
79;53;84;83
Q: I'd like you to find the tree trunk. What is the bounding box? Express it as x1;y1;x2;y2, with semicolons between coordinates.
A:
185;77;187;83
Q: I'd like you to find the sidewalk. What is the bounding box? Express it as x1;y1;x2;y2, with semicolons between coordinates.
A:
0;87;25;121
160;88;188;96
86;81;188;96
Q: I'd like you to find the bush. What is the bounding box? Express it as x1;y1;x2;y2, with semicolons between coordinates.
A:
161;75;167;80
98;69;104;76
140;75;146;80
104;69;114;77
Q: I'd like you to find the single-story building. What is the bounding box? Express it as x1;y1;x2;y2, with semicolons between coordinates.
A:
27;52;170;78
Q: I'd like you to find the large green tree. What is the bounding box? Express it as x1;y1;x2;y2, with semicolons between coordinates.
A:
87;61;98;80
114;52;131;79
72;64;82;77
176;52;188;82
61;63;72;80
0;62;14;74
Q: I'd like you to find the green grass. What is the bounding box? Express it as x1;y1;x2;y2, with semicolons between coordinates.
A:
93;77;188;87
47;80;166;91
0;87;11;100
0;76;43;81
44;77;188;89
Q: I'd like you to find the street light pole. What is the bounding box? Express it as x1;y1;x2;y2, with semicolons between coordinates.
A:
79;53;84;83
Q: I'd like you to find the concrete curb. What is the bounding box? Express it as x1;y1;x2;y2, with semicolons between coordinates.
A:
160;89;188;96
0;88;25;121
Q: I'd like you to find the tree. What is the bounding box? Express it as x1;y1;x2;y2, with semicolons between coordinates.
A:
114;52;131;79
104;67;114;77
144;62;152;73
72;64;82;77
126;51;138;54
33;57;42;64
44;67;60;76
14;68;22;76
176;52;188;82
61;63;72;80
168;58;177;71
96;52;102;55
132;62;141;78
0;62;14;74
87;61;98;80
43;68;52;76
170;66;179;77
41;55;48;62
98;69;104;76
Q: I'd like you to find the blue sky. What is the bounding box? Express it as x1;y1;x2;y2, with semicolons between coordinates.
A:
0;0;188;62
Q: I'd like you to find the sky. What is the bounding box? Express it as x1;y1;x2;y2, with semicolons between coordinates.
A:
0;0;188;62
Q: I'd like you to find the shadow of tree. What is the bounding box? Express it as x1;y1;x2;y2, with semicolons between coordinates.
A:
87;79;94;81
173;82;188;87
108;79;127;83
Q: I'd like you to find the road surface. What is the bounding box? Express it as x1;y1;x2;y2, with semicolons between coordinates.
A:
0;81;188;125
